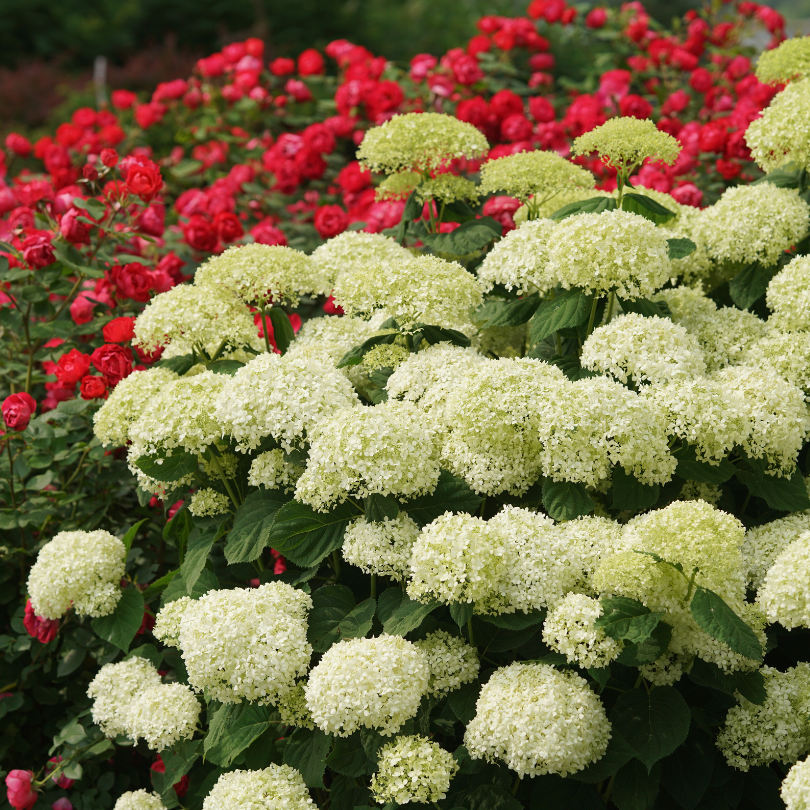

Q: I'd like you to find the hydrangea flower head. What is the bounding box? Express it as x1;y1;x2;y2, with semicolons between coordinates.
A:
310;231;410;288
124;683;201;750
782;755;810;810
342;514;420;581
756;37;810;84
114;791;167;810
189;488;230;517
746;80;810;172
767;255;810;333
758;531;810;630
414;630;480;696
247;449;303;492
202;766;315;810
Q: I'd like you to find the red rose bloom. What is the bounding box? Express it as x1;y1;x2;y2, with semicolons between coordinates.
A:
270;57;295;76
90;345;133;387
482;196;521;233
183;215;218;252
111;89;137;110
585;7;607;27
251;220;288;246
124;158;163;202
59;208;92;245
111;262;154;303
314;205;348;238
103;316;136;343
55;349;91;386
5;770;37;810
80;375;108;401
618;94;653;119
214;211;244;243
100;148;119;167
69;295;95;326
21;234;55;269
298;49;325;76
23;600;59;644
5;133;32;157
2;393;36;431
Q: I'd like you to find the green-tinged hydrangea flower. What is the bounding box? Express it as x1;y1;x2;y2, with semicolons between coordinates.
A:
782;756;810;810
28;530;126;619
342;514;420;581
357;112;489;174
189;488;230;517
93;367;178;448
757;37;810;84
194;244;329;305
304;635;429;736
556;515;626;590
214;353;358;453
295;401;440;511
664;207;715;284
133;284;258;355
332;253;483;331
477;218;557;294
743;514;810;591
88;658;162;738
572;117;681;173
746;329;810;393
479;150;595;203
416;173;479;204
767;254;810;332
202;766;315;810
370;736;459;804
758;530;810;629
746;80;810;171
247;449;303;492
639;653;690;686
542;593;624;669
376;170;422;200
581;313;706;386
546;209;672;299
464;662;611;777
310;232;411;289
362;343;410;370
414;630;480;696
277;683;314;730
701;183;810;268
717;664;810;770
688;307;769;371
153;596;191;648
514;187;597;225
653;285;717;324
124;683;201;751
114;791;167;810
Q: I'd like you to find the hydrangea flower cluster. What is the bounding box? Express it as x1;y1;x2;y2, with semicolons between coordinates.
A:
342;514;421;581
202;766;315;810
114;791;167;810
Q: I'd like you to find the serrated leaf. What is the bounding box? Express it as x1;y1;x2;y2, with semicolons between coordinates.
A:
735;455;810;512
401;469;482;527
225;490;288;564
207;359;245;376
612;467;660;512
450;602;474;629
622;192;677;224
267;308;296;354
542;479;594;521
667;237;697;259
205;704;271;767
480;609;545;630
549;196;618;220
364;493;399;522
595;597;664;643
414;323;471;348
728;263;774;310
528;288;591;344
91;587;144;652
548;354;599;381
475;292;540;328
615;623;672;666
420;217;502;254
121;519;148;554
126;643;163;670
531;775;606;809
157;354;196;375
377;588;438;636
158;740;201;796
142;569;179;602
447;681;480;724
610;687;690;770
161;568;218;606
338;597;376;639
612;759;660;810
182;518;225;593
134;451;198;483
307;584;356;653
618;298;671;319
283;727;331;788
326;733;370;777
337;332;398;368
735;669;767;705
689;587;762;661
672;444;735;485
660;730;714;810
267;500;355;568
571;730;635;784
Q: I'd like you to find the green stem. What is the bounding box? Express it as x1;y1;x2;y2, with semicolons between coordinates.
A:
479;494;487;518
261;308;273;354
63;446;91;490
207;453;241;507
467;617;475;648
606;290;616;324
332;550;341;579
585;292;600;339
684;567;699;605
370;574;377;599
511;774;522;797
51;274;85;322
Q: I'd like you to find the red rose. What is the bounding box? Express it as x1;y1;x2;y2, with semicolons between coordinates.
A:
111;262;154;303
336;162;371;194
21;234;55;269
100;148;119;168
80;375;108;400
5;770;37;810
5;133;32;157
183;215;218;252
251;220;288;246
500;114;533;142
482;196;521;234
699;121;727;153
103;316;135;343
293;148;327;180
619;95;652;119
59;208;92;244
55;349;91;385
124;158;163;201
137;203;165;237
23;600;59;644
298;49;325;76
490;89;524;120
150;756;189;798
90;344;133;387
670;183;703;207
585;7;607;27
214;211;244;243
270;57;295;76
69;295;96;325
111;89;137;109
157;252;189;284
2;393;36;431
314;205;349;239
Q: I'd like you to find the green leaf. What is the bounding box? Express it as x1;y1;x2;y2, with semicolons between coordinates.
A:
55;398;92;416
672;444;735;485
326;733;370;777
268;500;355;568
618;298;671;319
420;217;502;255
377;588;438;636
134;451;198;483
161;568;218;606
480;609;545;630
207;359;245;376
338;597;376;640
753;166;802;188
449;601;474;629
364;493;399;522
571;731;635;784
735;455;810;512
454;785;522;810
205;704;272;767
182;519;223;593
667;238;696;259
155;740;201;796
126;643;163;670
612;759;660;810
475;293;540;328
337;332;399;368
121;519;148;554
307;584;356;653
548;354;599;381
142;569;179;602
542;479;594;521
611;467;660;512
595;597;664;643
164;506;192;546
728;264;774;310
531;775;606;809
689;587;762;661
615;622;672;666
414;323;472;348
267;308;296;354
549;196;618;220
610;687;691;770
660;731;714;810
528;288;591;344
622;192;677;224
735;669;767;705
283;727;331;788
157;354;196;375
401;469;482;527
447;681;480;724
91;587;144;652
225;490;288;564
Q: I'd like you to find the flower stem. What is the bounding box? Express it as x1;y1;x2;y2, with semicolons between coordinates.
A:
467;617;475;648
585;292;600;339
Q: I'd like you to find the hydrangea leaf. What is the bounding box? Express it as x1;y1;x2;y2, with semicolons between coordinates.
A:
672;444;735;485
266;307;295;354
595;597;664;643
542;479;594;521
530;775;606;809
622;192;677;224
326;733;372;778
528;288;591;344
134;450;198;483
364;493;399;522
283;727;332;788
183;517;226;592
338;597;376;640
91;586;144;652
667;237;697;259
224;490;288;564
659;730;714;810
570;730;636;784
420;217;502;255
611;467;660;512
400;469;482;527
689;587;763;661
474;292;541;329
548;196;618;220
377;588;438;636
612;759;661;809
734;455;810;512
267;500;355;568
307;584;356;653
729;263;775;310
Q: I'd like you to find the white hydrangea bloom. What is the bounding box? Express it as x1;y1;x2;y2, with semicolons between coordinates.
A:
746;329;810;393
664;207;714;285
133;284;258;355
248;449;304;492
546;209;671;300
767;254;810;333
682;307;768;371
746;79;810;171
701;183;810;268
310;231;410;289
87;657;162;738
28;530;126;619
639;653;689;686
189;488;230;517
476;218;557;295
414;630;480;696
678;480;722;505
153;596;192;648
195;243;330;305
177;583;312;705
407;513;510;613
581;314;706;386
743;514;810;590
284;314;380;368
215;352;358;453
370;735;459;805
758;531;810;629
464;662;611;777
295;401;440;511
202;766;315;810
783;756;810;810
440;358;566;496
93;367;179;448
717;664;810;770
537;376;676;488
542;593;624;669
556;515;626;590
332;253;483;331
305;635;429;737
124;683;200;751
342;514;420;581
653;285;717;324
277;683;314;730
114;790;167;810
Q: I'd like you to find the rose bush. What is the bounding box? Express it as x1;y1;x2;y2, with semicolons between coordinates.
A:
2;1;808;809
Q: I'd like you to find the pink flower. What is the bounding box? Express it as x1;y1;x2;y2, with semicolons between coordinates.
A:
51;799;72;810
46;758;74;790
23;600;59;644
5;770;37;810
